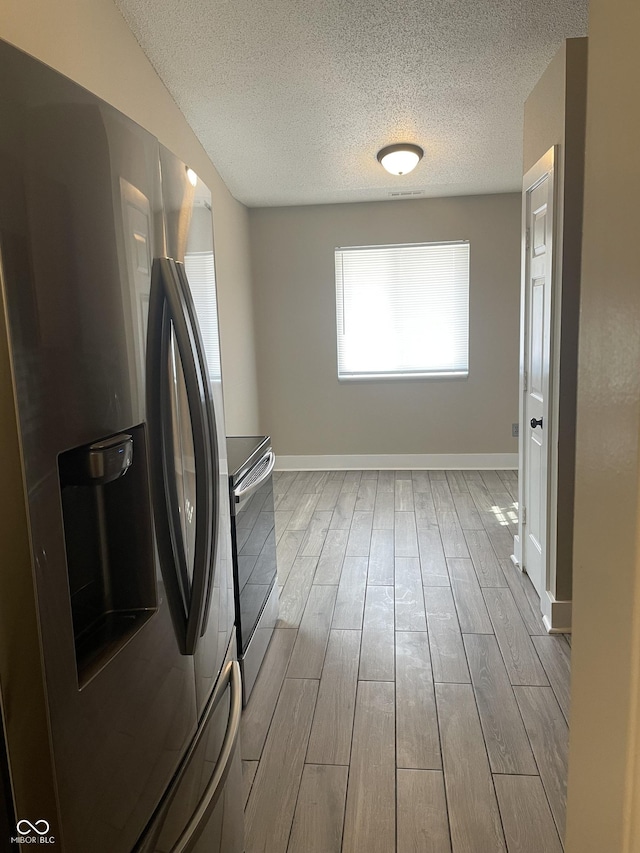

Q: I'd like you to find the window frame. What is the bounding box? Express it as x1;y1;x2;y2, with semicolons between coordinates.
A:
334;240;470;382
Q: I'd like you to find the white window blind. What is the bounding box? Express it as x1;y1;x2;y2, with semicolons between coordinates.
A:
335;241;470;380
184;250;222;381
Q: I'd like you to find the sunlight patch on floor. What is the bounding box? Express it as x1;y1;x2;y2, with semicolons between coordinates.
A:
491;503;518;527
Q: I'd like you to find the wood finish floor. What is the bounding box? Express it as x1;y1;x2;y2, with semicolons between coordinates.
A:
241;470;571;853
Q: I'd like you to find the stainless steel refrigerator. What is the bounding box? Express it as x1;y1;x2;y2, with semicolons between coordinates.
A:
0;39;243;853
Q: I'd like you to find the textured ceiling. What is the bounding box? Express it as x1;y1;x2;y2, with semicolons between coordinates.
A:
114;0;588;207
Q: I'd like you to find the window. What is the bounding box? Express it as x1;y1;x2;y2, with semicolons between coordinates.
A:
335;241;470;380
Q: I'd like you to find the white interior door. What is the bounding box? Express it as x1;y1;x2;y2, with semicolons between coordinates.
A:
521;148;555;599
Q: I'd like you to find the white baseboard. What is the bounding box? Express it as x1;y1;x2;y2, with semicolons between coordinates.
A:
274;453;519;471
541;591;572;633
511;535;521;567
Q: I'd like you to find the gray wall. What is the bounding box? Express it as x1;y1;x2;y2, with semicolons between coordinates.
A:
0;0;261;437
249;193;521;458
566;0;640;848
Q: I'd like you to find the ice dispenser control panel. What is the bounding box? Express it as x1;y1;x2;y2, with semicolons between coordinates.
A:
87;434;133;484
61;433;133;487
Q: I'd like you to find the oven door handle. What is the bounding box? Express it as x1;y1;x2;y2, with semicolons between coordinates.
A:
233;450;276;503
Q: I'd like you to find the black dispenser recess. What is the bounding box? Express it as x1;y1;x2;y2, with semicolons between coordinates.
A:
58;423;157;686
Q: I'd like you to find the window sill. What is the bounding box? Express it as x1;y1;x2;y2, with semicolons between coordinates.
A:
337;371;469;382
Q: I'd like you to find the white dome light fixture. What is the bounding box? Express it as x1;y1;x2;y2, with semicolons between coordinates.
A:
377;143;424;176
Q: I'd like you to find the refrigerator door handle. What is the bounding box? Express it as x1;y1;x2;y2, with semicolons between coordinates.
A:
174;261;220;639
171;660;242;853
147;260;190;651
132;659;242;853
148;257;214;655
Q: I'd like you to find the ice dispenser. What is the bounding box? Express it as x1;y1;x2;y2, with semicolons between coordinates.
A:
58;423;157;685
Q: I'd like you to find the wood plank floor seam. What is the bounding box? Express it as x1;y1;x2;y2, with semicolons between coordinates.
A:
243;469;570;852
493;649;567;839
460;637;521;850
306;628;363;767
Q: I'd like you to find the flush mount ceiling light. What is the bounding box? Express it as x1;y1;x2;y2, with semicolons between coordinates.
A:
377;143;424;176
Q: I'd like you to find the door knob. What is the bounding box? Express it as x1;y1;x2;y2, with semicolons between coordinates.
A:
530;417;543;429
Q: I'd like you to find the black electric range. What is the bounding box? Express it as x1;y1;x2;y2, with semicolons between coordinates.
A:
226;436;279;704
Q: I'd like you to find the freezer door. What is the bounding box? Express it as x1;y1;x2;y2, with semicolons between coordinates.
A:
134;639;243;853
159;147;235;714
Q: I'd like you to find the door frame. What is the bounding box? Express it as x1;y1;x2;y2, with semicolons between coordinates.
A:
515;145;559;630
